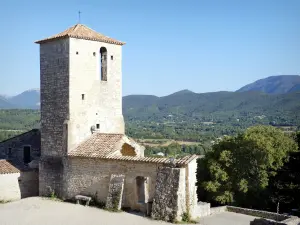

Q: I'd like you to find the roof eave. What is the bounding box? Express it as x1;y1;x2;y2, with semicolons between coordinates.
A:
35;35;126;45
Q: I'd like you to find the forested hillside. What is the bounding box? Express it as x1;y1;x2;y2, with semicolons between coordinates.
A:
0;90;299;143
124;91;300;142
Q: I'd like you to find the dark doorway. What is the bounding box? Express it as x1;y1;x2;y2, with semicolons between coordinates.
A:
136;176;149;203
23;146;31;164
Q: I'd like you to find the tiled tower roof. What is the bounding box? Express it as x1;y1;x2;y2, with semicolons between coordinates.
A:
35;23;125;45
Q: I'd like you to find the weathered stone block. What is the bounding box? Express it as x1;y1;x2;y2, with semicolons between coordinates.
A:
106;174;125;210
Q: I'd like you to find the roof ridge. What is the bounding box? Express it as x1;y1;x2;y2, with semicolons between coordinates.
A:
0;129;39;144
71;24;80;33
35;23;125;45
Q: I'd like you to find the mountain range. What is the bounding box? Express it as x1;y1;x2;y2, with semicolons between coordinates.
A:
0;89;40;109
0;75;300;110
237;75;300;94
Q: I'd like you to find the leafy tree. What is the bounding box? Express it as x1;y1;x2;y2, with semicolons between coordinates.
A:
267;132;300;212
197;125;298;208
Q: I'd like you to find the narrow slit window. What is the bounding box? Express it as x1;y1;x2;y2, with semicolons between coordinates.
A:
100;47;107;81
111;55;113;60
96;124;100;129
23;146;31;164
76;51;79;55
82;94;85;100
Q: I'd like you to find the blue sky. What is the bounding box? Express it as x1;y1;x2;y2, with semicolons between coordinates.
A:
0;0;299;97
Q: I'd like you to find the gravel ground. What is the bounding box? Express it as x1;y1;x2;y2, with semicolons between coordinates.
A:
0;197;181;225
0;197;258;225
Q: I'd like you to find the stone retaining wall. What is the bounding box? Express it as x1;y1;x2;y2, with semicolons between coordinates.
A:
227;206;289;221
210;205;300;225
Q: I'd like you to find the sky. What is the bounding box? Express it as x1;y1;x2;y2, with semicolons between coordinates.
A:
0;0;299;97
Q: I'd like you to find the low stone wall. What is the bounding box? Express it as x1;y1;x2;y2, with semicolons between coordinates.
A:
0;173;21;201
209;205;299;225
196;202;211;217
210;206;227;214
0;170;39;201
250;217;300;225
227;206;289;221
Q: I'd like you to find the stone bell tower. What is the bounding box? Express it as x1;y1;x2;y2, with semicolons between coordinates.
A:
35;24;125;196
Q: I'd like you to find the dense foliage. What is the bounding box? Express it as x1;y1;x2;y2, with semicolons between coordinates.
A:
197;126;299;212
0;109;40;142
0;109;39;130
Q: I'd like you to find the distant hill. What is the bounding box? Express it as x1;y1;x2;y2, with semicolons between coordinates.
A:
1;75;300;119
123;90;300;124
0;95;15;109
0;90;40;109
237;75;300;94
9;89;40;109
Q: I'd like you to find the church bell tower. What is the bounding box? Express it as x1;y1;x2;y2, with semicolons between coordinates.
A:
35;23;125;196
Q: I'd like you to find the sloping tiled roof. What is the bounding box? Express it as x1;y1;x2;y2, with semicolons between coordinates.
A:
68;132;199;167
68;133;124;158
0;160;20;174
104;154;199;167
35;24;125;45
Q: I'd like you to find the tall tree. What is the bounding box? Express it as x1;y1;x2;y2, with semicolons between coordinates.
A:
197;125;298;208
267;132;300;212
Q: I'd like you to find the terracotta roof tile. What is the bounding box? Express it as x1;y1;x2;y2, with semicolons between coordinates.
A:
35;24;125;45
68;133;124;158
102;154;198;167
68;132;198;167
0;160;20;174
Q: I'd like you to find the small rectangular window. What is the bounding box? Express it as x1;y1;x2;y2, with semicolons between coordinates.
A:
111;55;113;60
82;94;85;100
96;124;100;129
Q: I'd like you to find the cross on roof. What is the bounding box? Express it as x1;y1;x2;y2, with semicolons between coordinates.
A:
78;11;82;24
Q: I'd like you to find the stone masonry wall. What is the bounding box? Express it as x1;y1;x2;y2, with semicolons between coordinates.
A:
18;170;39;198
68;38;124;151
63;157;159;211
40;39;69;158
39;39;70;197
0;129;41;163
186;158;198;218
151;167;186;222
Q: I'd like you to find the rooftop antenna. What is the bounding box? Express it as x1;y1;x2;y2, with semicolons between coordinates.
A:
78;11;82;24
